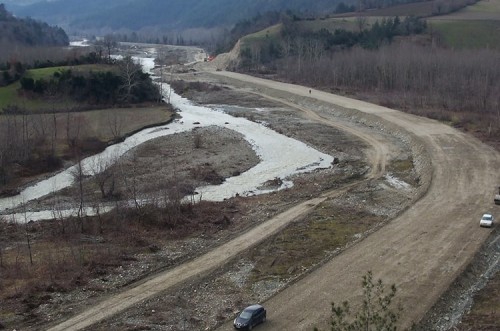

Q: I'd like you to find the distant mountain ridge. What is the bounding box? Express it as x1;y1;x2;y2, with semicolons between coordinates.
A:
6;0;344;33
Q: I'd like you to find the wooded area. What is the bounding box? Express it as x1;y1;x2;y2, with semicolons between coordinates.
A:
279;43;499;117
0;4;68;47
233;10;499;148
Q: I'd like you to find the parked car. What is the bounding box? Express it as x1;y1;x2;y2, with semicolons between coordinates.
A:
479;213;494;228
233;304;266;330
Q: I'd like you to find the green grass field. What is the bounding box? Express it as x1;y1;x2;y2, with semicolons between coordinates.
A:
429;19;500;49
337;1;436;17
0;83;18;109
0;79;78;111
430;0;500;20
0;64;118;112
427;0;500;49
25;64;115;80
240;17;375;47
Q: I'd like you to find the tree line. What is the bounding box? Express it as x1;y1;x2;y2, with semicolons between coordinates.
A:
278;43;500;116
0;46;107;87
17;57;159;105
238;16;426;70
284;16;426;50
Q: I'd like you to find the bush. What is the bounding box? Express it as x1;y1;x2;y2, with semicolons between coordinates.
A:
316;271;402;331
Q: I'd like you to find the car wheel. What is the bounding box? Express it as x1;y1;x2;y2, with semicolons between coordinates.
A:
262;315;266;323
248;324;253;330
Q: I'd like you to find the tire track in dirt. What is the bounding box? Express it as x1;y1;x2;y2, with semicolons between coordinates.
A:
246;90;390;180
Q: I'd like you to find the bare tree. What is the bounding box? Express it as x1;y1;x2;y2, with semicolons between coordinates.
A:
66;112;82;152
356;16;368;32
89;155;117;199
94;42;105;62
71;158;86;232
100;34;118;63
120;154;142;213
118;55;141;102
106;109;123;139
317;271;401;331
23;212;33;266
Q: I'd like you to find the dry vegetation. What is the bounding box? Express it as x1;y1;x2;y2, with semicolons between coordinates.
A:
274;42;500;150
0;199;242;329
247;203;384;283
0;106;172;196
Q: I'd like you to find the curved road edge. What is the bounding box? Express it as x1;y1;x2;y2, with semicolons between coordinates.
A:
211;70;500;330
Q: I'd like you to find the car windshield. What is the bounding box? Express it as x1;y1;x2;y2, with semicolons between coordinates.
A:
239;311;252;319
482;215;492;221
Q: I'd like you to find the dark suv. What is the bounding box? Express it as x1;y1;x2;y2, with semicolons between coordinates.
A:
233;304;267;330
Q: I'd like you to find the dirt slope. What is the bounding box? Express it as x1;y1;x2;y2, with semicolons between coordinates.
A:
46;71;500;331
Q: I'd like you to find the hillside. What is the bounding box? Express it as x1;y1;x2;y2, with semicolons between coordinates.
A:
7;0;341;32
0;4;68;47
5;0;434;34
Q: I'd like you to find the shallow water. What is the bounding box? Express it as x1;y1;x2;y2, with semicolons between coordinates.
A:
0;55;334;221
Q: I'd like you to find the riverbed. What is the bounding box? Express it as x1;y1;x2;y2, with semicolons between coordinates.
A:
0;53;334;222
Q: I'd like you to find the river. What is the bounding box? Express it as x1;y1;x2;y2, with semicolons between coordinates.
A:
0;50;334;222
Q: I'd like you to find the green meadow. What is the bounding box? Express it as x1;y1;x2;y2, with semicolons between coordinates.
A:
0;64;116;112
428;0;500;49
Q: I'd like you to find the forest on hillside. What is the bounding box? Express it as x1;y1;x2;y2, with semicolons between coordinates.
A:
10;0;436;33
0;4;68;48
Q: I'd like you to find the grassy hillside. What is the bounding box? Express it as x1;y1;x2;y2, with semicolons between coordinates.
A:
431;0;500;20
0;65;115;112
337;1;436;17
428;0;500;49
430;20;500;49
241;24;283;47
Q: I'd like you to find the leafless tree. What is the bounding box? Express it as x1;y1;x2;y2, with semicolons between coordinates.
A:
51;195;67;234
106;109;123;139
118;55;141;102
89;155;117;199
99;34;118;63
22;210;33;266
120;153;142;213
356;16;368;32
94;43;105;61
71;158;86;232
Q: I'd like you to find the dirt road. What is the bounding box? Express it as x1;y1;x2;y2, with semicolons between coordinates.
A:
47;71;500;330
213;72;500;330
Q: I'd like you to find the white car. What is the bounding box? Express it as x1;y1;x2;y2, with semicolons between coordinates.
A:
479;213;494;228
